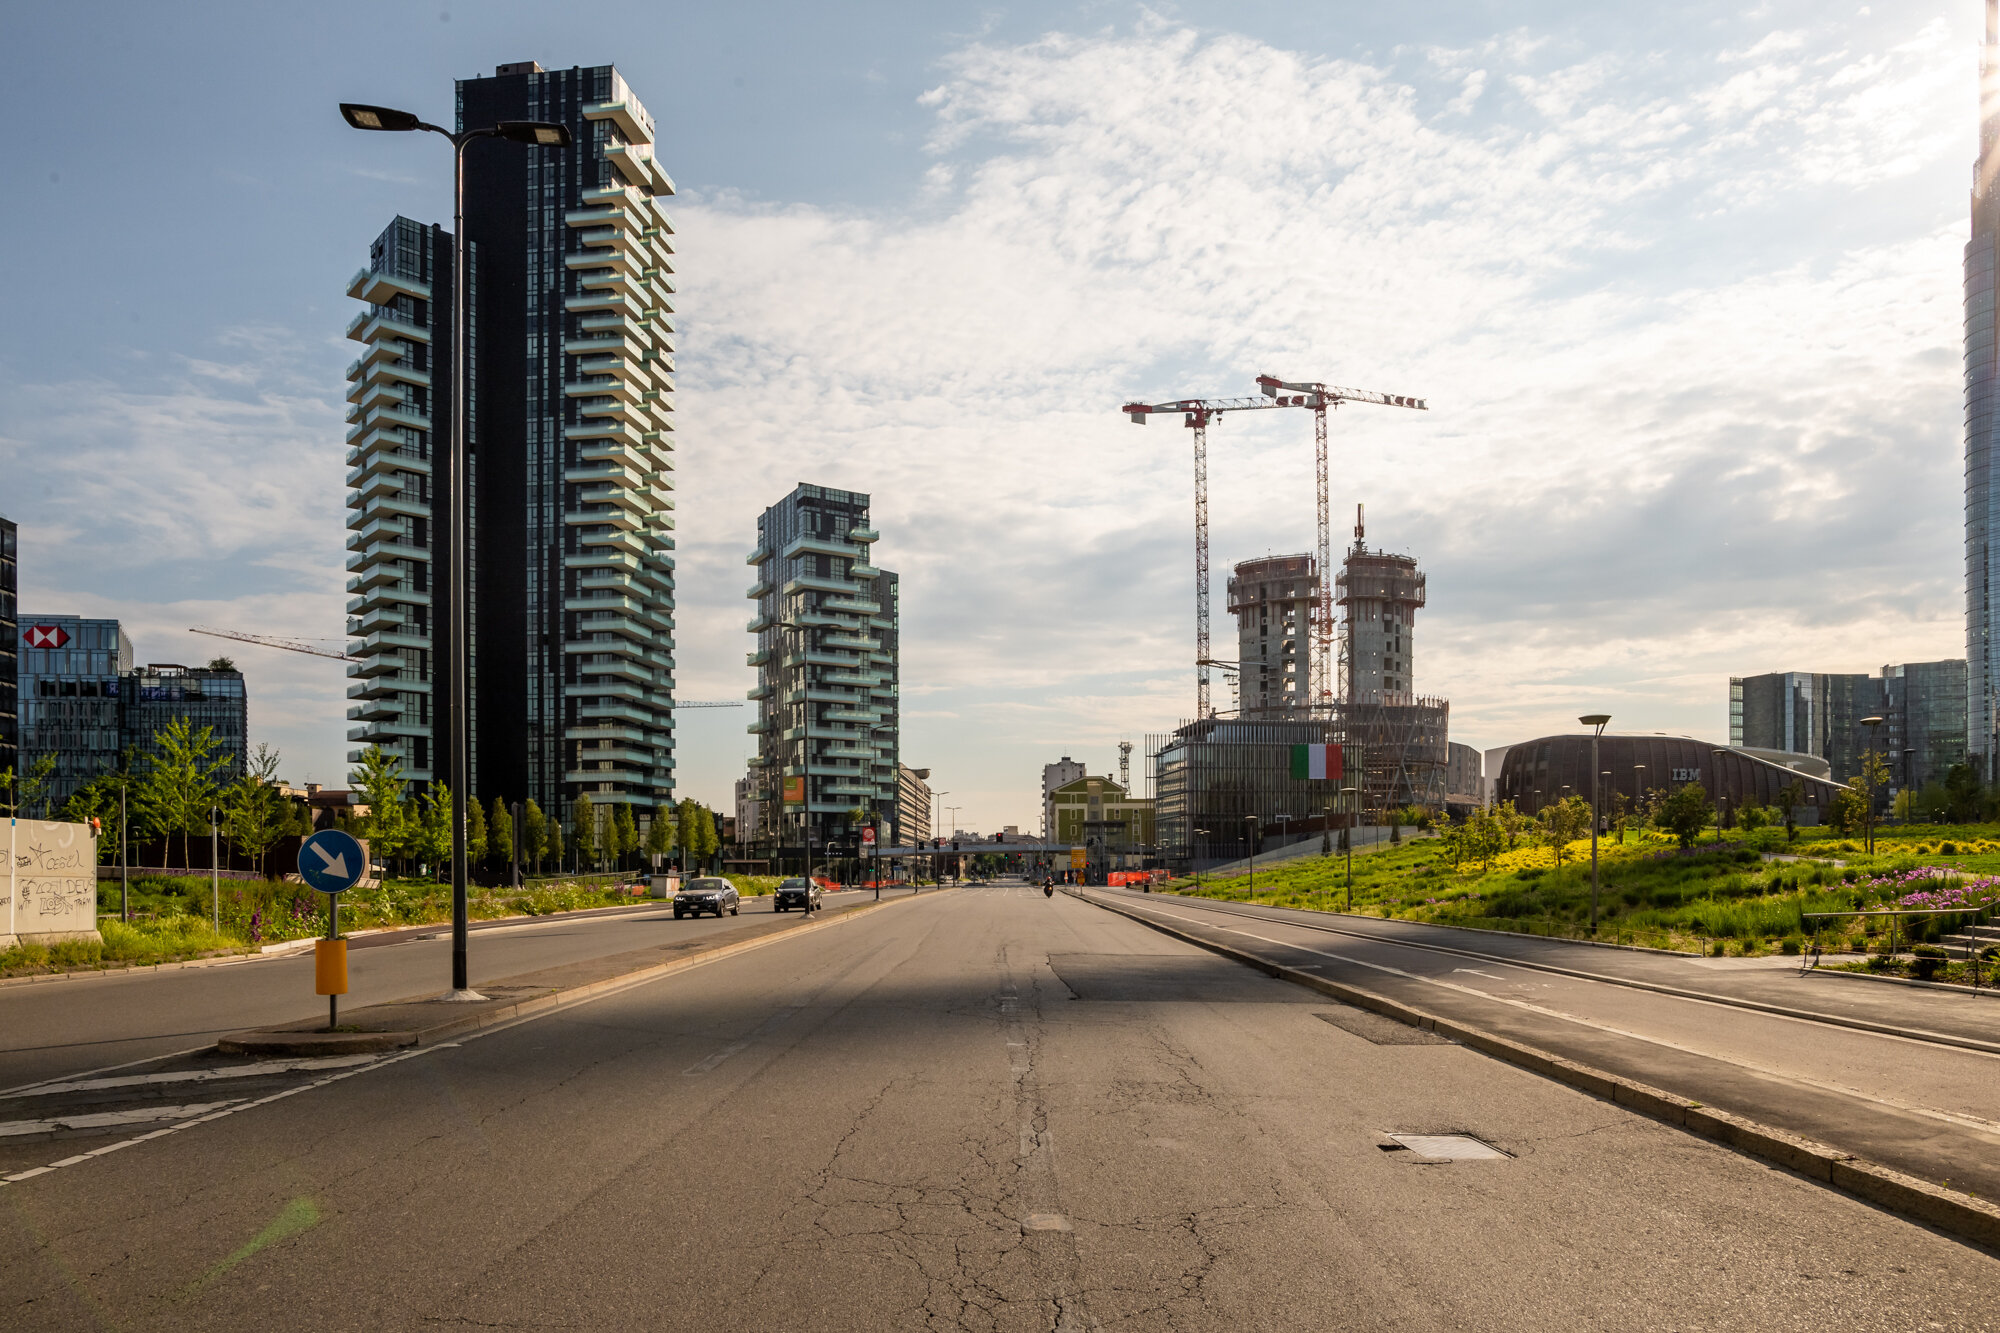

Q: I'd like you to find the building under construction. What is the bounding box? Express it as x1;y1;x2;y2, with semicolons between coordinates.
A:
1333;508;1449;812
1227;554;1319;716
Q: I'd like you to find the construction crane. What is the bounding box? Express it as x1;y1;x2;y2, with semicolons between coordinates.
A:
191;626;355;661
1121;394;1317;718
1122;380;1425;718
1253;376;1427;705
187;627;740;705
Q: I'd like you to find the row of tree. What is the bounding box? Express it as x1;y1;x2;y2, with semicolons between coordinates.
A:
1;719;303;872
343;745;723;882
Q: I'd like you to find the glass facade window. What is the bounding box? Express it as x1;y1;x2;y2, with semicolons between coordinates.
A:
0;516;16;777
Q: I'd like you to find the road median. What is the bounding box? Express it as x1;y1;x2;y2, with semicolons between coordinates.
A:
1074;888;2000;1254
218;892;939;1057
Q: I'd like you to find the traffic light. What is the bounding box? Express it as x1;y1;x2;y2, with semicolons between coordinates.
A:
992;832;1002;843
951;840;960;852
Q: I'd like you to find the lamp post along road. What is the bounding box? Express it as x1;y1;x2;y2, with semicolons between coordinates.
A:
1576;716;1608;932
1859;716;1885;854
1340;786;1360;909
341;102;570;998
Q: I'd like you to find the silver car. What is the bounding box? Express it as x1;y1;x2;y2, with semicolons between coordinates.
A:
673;877;741;919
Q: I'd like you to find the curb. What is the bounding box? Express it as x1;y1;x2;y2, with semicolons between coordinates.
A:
1126;891;2000;1058
1073;889;2000;1254
1807;965;2000;1001
217;890;948;1057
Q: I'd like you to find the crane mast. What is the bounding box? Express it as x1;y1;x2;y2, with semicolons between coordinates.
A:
1122;378;1427;721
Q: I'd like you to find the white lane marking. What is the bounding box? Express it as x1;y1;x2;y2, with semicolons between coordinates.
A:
0;1046;431;1188
683;1042;748;1076
1135;906;2000;1138
11;1055;379;1099
0;1101;242;1141
1453;968;1508;982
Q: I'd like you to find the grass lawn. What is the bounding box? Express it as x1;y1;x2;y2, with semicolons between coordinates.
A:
1160;824;2000;972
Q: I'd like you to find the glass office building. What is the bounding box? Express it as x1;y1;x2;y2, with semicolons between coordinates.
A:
347;62;679;830
1968;0;2000;777
16;616;133;807
121;665;248;781
746;484;899;851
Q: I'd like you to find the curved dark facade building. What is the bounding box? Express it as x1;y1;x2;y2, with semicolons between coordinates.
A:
1496;735;1848;821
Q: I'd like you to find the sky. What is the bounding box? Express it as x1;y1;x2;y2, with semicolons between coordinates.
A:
0;1;1980;833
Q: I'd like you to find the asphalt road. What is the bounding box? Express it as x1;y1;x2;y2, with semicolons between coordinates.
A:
0;887;911;1092
2;879;1994;1330
1089;887;2000;1204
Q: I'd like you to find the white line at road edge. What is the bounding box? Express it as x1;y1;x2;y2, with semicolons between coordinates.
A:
1128;903;2000;1140
0;888;958;1188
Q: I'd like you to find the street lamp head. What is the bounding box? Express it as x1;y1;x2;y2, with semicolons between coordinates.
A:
1859;716;1885;727
1579;713;1611;728
496;120;572;147
341;103;422;132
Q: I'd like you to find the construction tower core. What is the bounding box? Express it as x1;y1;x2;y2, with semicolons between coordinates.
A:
1337;509;1425;707
1227;554;1319;716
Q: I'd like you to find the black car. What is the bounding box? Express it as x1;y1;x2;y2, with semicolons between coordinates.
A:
673;877;741;919
773;877;823;913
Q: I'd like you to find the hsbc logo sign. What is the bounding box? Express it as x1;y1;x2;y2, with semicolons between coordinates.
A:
24;625;71;649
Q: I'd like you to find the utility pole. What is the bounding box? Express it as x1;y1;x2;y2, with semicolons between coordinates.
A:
1581;715;1610;935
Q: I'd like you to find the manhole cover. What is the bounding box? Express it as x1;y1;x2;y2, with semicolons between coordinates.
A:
1383;1134;1509;1160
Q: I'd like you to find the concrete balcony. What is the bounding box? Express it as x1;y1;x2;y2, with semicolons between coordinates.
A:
346;310;430;345
344;540;431;570
847;526;879;543
850;563;881;580
780;534;862;562
782;574;861;598
348;267;432;306
584;100;654;143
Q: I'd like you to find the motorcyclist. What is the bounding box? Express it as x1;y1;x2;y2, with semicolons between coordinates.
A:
1043;876;1055;898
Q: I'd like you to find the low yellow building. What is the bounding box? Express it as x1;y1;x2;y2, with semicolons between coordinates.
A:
1049;775;1155;867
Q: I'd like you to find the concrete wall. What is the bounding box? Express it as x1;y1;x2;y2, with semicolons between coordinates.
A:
6;817;103;947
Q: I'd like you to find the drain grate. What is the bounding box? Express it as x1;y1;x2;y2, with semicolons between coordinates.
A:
1382;1133;1509;1160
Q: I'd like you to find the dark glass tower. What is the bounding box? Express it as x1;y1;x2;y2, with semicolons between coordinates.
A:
346;62;677;833
1969;0;2000;777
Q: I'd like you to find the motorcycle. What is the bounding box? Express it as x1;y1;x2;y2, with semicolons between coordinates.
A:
1043;883;1054;898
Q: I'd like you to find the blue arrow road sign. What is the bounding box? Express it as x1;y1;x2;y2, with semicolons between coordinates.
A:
298;829;366;894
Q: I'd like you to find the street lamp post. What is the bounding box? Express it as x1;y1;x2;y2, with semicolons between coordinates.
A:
932;792;949;886
1859;715;1885;853
210;803;221;936
1901;747;1916;821
1244;813;1259;896
1192;828;1211;889
867;723;897;900
341;101;570;1000
1340;786;1361;909
1580;715;1610;936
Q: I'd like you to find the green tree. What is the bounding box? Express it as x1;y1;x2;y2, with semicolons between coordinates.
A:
1657;782;1713;850
1827;784;1868;835
695;806;720;871
137;717;231;868
1943;763;1985;824
414;783;453;875
466;797;488;880
676;797;702;869
644;804;675;867
1469;805;1506;870
547;813;566;876
521;798;548;875
1494;799;1530;849
613;803;639;870
1539;796;1591;867
570;793;597;872
223;743;287;877
1776;781;1806;842
5;753;59;819
350;744;412;871
489;797;515;881
1736;801;1770;833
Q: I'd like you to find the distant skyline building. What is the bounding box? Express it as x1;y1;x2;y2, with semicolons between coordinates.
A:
1040;755;1086;838
746;484;899;853
1;516;16;779
1969;0;2000;777
1335;509;1447;810
897;763;932;845
16;615;133;807
344;61;680;830
1730;662;1967;792
1227;554;1317;716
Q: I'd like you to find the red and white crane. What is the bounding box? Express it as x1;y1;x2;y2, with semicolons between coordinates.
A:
1121;377;1427;719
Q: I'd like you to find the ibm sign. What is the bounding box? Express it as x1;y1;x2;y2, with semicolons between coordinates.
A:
1671;768;1701;783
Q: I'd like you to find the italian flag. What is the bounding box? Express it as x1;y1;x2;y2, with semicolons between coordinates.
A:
1290;744;1341;780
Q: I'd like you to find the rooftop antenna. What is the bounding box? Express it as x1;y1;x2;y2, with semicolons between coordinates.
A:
1118;740;1133;790
1354;503;1365;548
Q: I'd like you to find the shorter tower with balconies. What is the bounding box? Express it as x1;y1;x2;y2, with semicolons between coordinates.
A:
746;485;899;858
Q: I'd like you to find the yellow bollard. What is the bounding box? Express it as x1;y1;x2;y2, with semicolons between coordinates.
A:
315;938;349;996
